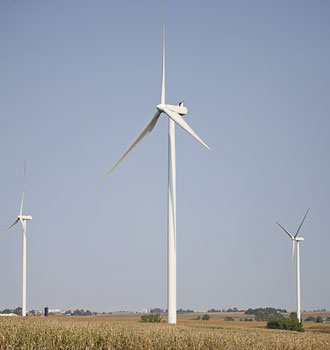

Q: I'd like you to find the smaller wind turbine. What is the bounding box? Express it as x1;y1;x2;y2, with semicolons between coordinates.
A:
276;209;309;323
3;164;32;317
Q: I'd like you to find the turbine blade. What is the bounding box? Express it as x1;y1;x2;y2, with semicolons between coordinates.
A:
20;218;26;231
276;222;294;239
20;163;26;216
100;111;161;183
289;240;295;286
161;0;165;104
5;218;20;232
294;208;309;238
163;107;210;150
291;239;296;266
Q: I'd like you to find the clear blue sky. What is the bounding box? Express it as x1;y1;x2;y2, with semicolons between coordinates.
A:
1;0;329;313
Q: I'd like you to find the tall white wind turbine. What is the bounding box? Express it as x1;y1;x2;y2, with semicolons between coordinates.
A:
3;164;32;317
101;1;210;324
276;209;309;323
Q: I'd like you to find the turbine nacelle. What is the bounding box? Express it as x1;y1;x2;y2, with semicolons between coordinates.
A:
295;237;304;242
157;103;188;116
18;215;32;221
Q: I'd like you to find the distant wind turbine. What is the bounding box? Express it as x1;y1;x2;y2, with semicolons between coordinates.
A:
276;209;309;323
3;164;32;317
101;0;210;324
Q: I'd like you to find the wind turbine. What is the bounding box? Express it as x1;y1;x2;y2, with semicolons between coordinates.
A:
3;164;32;317
276;209;309;323
101;1;210;324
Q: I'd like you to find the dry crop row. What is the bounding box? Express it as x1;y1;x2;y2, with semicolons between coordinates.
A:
0;318;330;350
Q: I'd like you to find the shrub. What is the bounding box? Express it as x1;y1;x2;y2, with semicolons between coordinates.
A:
267;318;304;332
140;314;161;323
267;320;280;329
202;314;210;321
305;316;316;322
224;316;234;321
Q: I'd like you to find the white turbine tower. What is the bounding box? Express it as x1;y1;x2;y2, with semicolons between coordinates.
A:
101;1;210;324
276;209;309;323
3;164;32;317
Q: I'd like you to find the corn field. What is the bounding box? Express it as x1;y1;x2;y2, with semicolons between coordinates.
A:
0;318;330;350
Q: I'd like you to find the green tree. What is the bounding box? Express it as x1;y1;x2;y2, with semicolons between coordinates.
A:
290;312;297;319
140;314;161;323
1;309;12;314
267;318;304;332
202;314;210;321
150;308;164;314
305;316;316;322
315;316;323;323
255;309;284;321
255;311;268;321
224;316;234;321
14;307;22;316
245;307;286;316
